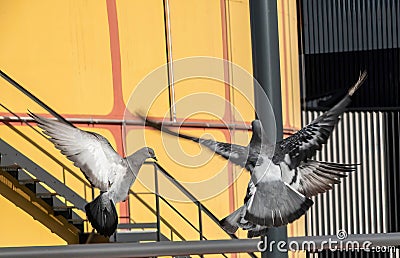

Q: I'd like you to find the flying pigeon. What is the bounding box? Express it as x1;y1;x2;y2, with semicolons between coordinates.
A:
29;112;157;237
140;71;367;237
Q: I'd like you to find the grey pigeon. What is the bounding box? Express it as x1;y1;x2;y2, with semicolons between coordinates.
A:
30;112;157;237
140;71;367;237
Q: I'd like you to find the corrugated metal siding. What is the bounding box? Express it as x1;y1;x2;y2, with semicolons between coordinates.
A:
303;110;400;257
298;0;400;110
299;0;400;54
298;1;399;256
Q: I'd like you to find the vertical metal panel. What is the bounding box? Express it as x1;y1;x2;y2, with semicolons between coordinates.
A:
299;0;400;54
303;111;399;258
299;2;399;258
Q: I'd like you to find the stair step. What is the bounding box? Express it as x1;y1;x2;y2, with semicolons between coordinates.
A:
117;223;157;229
2;167;39;184
113;231;161;243
19;178;40;185
34;183;54;194
54;207;72;220
40;196;55;207
24;182;37;192
0;164;21;173
72;222;84;233
36;191;57;197
4;169;18;179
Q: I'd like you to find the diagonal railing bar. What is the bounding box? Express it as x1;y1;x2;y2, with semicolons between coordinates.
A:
0;70;74;127
128;190;186;241
158;195;205;238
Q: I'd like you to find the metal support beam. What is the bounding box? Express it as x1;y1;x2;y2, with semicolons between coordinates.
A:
0;233;399;257
250;0;283;140
250;0;286;257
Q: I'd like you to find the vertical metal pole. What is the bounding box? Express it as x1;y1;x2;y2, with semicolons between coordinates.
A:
162;0;177;122
154;165;161;242
249;0;288;257
197;202;203;241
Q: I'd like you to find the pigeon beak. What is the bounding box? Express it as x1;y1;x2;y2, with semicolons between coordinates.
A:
152;156;158;161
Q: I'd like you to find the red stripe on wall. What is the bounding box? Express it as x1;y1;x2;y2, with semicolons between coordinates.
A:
220;0;236;231
106;0;129;223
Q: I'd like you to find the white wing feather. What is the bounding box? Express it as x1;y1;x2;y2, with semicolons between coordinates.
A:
30;113;122;191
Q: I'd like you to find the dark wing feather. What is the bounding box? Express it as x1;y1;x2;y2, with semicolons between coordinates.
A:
273;71;367;169
140;115;253;170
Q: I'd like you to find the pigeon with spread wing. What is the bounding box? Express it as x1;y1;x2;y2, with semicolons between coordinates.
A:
30;112;157;237
140;71;367;237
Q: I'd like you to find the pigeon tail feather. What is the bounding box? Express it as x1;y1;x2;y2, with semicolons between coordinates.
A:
244;181;313;227
219;206;246;234
85;192;118;237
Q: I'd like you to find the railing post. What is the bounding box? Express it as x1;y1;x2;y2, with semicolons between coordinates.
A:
198;202;204;258
197;202;203;240
154;164;161;242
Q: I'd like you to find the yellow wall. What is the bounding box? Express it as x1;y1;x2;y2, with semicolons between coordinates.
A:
0;0;303;255
0;195;66;247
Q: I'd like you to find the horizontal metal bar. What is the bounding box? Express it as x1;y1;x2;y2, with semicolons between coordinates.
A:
0;112;297;136
0;239;258;258
0;115;253;130
0;233;399;257
117;223;157;229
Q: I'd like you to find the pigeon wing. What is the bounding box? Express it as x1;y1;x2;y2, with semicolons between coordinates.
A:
30;112;121;191
141;116;251;169
286;160;356;198
273;71;367;169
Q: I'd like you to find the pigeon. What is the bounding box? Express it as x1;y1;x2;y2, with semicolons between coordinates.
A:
29;112;157;237
140;71;367;237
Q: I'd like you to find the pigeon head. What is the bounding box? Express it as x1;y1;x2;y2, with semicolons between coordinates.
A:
127;147;157;167
146;147;157;161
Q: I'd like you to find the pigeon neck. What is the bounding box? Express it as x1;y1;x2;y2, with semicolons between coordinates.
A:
126;148;149;168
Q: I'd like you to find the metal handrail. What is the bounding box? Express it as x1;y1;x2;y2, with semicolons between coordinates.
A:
0;70;73;127
154;163;239;239
2;232;400;257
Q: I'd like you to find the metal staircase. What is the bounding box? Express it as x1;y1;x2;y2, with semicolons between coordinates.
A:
0;139;103;243
0;138;170;244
